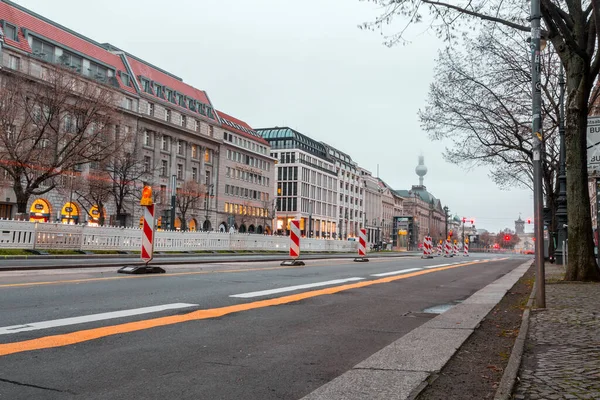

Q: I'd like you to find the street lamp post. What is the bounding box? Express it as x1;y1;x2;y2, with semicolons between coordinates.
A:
204;184;214;231
443;206;449;240
555;64;567;265
68;173;74;224
530;0;546;307
308;201;313;238
170;175;177;231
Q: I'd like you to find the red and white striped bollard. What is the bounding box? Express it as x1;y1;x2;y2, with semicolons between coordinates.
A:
281;219;305;266
354;228;369;262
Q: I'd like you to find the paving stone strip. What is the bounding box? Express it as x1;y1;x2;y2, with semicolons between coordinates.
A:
513;266;600;400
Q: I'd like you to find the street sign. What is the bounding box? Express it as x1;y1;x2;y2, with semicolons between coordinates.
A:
587;116;600;175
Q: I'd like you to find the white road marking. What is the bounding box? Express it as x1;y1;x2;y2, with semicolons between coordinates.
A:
371;268;422;277
425;263;451;269
0;303;198;335
230;277;365;298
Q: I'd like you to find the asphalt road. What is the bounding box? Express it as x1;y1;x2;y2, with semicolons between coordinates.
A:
0;253;529;399
0;251;421;270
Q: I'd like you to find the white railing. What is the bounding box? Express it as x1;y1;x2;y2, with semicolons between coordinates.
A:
0;220;358;253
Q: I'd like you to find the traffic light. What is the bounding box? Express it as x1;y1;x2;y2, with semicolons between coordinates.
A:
504;234;511;241
470;219;474;225
462;217;466;223
527;218;531;224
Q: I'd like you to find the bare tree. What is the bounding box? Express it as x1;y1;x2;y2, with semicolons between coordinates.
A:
419;26;561;257
361;0;600;281
176;180;205;232
73;166;113;227
0;67;120;217
105;136;148;227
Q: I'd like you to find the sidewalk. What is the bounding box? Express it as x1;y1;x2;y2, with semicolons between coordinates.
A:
512;264;600;399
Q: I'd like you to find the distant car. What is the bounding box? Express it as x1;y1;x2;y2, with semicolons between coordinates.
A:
524;249;534;255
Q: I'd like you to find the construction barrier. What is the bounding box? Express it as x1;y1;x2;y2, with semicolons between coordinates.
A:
422;236;433;259
437;240;442;257
354;228;369;262
141;204;155;264
118;186;164;274
444;239;452;258
464;238;469;256
282;220;304;265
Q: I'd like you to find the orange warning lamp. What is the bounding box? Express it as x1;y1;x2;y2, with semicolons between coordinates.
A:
140;185;153;206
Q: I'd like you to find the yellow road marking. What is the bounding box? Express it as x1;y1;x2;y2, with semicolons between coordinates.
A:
0;259;498;357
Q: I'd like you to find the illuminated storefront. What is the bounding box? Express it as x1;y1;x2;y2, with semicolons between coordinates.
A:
60;202;80;224
29;199;51;222
87;205;105;227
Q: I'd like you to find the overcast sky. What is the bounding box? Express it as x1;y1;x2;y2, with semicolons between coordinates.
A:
14;0;533;233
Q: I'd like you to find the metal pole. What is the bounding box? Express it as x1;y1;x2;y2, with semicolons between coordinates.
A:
68;174;73;224
444;207;449;240
596;179;600;268
170;175;176;231
530;0;546;308
308;201;313;238
555;64;567;264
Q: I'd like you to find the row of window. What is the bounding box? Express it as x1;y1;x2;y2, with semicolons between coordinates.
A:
223;131;268;155
225;167;271;187
277;166;298;181
270;151;336;174
30;37;113;85
276;182;297;197
339;193;363;207
300;167;336;189
276;197;298;213
224;185;270;202
144;102;214;136
143;132;213;162
226;149;270;171
339;207;362;220
340;181;363;194
139;77;214;120
299;199;335;218
146;157;210;185
224;202;270;217
300;183;336;204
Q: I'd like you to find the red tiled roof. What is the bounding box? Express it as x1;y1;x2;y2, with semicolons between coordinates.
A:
217;110;269;146
2;25;30;52
126;56;210;105
0;2;135;94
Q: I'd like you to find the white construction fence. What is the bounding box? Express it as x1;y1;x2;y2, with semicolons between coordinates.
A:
0;220;358;253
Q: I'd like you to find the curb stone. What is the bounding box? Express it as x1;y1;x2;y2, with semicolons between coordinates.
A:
493;262;536;400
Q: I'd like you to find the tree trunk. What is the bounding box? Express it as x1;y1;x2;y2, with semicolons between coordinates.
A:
564;58;600;281
98;201;105;227
180;211;187;232
14;183;30;218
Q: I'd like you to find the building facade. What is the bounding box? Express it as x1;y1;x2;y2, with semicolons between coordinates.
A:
215;111;275;233
323;144;364;239
257;127;338;238
0;0;273;232
360;168;382;244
